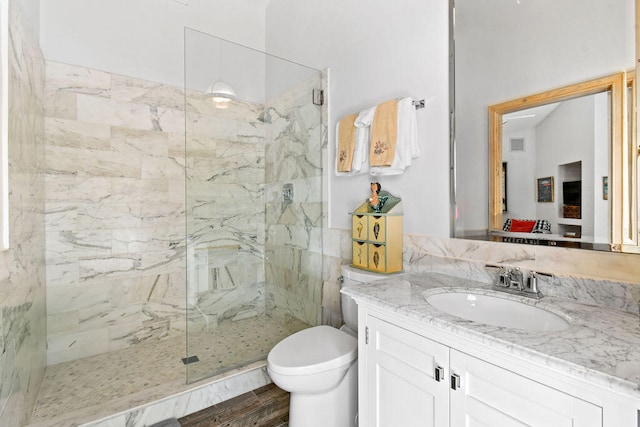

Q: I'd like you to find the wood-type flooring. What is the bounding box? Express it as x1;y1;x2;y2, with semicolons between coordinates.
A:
178;383;289;427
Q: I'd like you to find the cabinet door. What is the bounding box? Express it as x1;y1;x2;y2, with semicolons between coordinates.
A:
365;316;449;427
449;350;602;427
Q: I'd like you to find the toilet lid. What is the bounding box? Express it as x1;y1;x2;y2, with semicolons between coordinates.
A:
267;325;357;376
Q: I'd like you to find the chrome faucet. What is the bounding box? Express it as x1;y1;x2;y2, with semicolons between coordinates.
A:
492;266;544;299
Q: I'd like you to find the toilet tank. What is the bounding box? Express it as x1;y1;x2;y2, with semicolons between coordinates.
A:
340;265;389;335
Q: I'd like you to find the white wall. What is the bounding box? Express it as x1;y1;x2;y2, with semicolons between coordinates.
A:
39;0;267;89
40;0;450;236
266;0;450;236
593;93;610;241
502;128;536;220
536;96;595;235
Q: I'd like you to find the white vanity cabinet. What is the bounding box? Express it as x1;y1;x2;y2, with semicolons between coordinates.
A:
360;310;608;427
363;315;449;426
449;350;601;426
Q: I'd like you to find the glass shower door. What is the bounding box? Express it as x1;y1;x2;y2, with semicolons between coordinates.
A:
184;29;324;383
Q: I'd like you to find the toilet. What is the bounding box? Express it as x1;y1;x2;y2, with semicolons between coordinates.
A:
267;265;385;427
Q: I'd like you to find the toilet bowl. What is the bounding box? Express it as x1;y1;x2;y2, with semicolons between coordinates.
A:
268;325;357;426
267;265;388;427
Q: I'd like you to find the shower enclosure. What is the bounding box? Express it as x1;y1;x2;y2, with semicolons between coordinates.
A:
183;29;324;383
28;30;324;425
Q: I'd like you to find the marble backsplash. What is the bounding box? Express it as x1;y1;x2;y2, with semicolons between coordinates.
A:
321;228;640;327
0;3;47;427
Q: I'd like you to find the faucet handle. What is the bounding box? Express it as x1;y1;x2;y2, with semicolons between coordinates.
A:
527;272;539;293
525;271;545;298
498;267;511;287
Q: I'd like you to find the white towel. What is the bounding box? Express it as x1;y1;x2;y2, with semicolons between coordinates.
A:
335;106;375;176
369;97;420;176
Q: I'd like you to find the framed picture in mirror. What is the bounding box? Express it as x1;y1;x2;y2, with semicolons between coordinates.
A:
536;176;554;203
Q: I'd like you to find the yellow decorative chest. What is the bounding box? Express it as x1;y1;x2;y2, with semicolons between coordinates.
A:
351;191;403;274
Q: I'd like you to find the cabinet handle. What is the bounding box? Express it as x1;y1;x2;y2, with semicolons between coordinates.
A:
450;373;461;390
434;366;445;382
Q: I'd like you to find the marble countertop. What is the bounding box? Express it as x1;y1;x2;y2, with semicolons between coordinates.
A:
341;272;640;400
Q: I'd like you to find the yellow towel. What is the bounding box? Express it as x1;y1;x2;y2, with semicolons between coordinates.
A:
369;99;398;167
337;113;358;172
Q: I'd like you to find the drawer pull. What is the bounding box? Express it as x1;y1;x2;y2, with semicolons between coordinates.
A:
435;366;445;382
450;373;461;390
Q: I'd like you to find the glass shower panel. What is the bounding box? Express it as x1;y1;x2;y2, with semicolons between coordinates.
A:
184;29;323;383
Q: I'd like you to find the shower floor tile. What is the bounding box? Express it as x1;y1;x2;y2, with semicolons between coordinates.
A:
30;311;309;425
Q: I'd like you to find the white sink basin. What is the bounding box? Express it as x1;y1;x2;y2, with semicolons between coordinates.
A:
424;289;570;331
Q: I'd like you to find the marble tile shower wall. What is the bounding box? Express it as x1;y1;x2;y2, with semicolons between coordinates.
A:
0;4;47;427
185;94;266;332
44;61;268;365
265;75;324;327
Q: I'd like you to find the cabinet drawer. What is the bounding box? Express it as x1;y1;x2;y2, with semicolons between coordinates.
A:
352;215;368;240
368;243;386;272
352;241;368;268
368;215;386;242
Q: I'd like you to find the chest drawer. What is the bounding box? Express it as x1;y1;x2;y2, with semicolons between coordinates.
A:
353;214;368;240
368;215;386;243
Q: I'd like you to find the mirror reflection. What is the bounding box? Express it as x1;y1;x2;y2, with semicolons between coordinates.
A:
453;0;636;252
487;74;625;250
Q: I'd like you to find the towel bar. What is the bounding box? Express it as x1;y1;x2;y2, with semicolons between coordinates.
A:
412;99;425;110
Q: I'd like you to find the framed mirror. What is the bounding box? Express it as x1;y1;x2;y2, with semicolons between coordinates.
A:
487;73;625;250
452;0;638;253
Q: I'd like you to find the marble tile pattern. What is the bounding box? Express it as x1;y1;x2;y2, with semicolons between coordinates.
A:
184;90;270;346
0;3;47;427
264;73;325;327
44;61;193;365
28;363;272;427
45;60;285;366
401;234;640;312
39;57;325;425
83;365;272;427
341;272;640;400
321;228;640;325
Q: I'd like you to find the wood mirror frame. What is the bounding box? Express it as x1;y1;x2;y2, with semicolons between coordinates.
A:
622;72;638;252
488;72;626;250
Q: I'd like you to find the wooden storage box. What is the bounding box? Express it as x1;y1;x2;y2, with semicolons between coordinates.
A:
563;205;581;219
350;191;403;274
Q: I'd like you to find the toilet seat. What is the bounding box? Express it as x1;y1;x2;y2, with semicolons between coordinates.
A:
267;325;357;376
